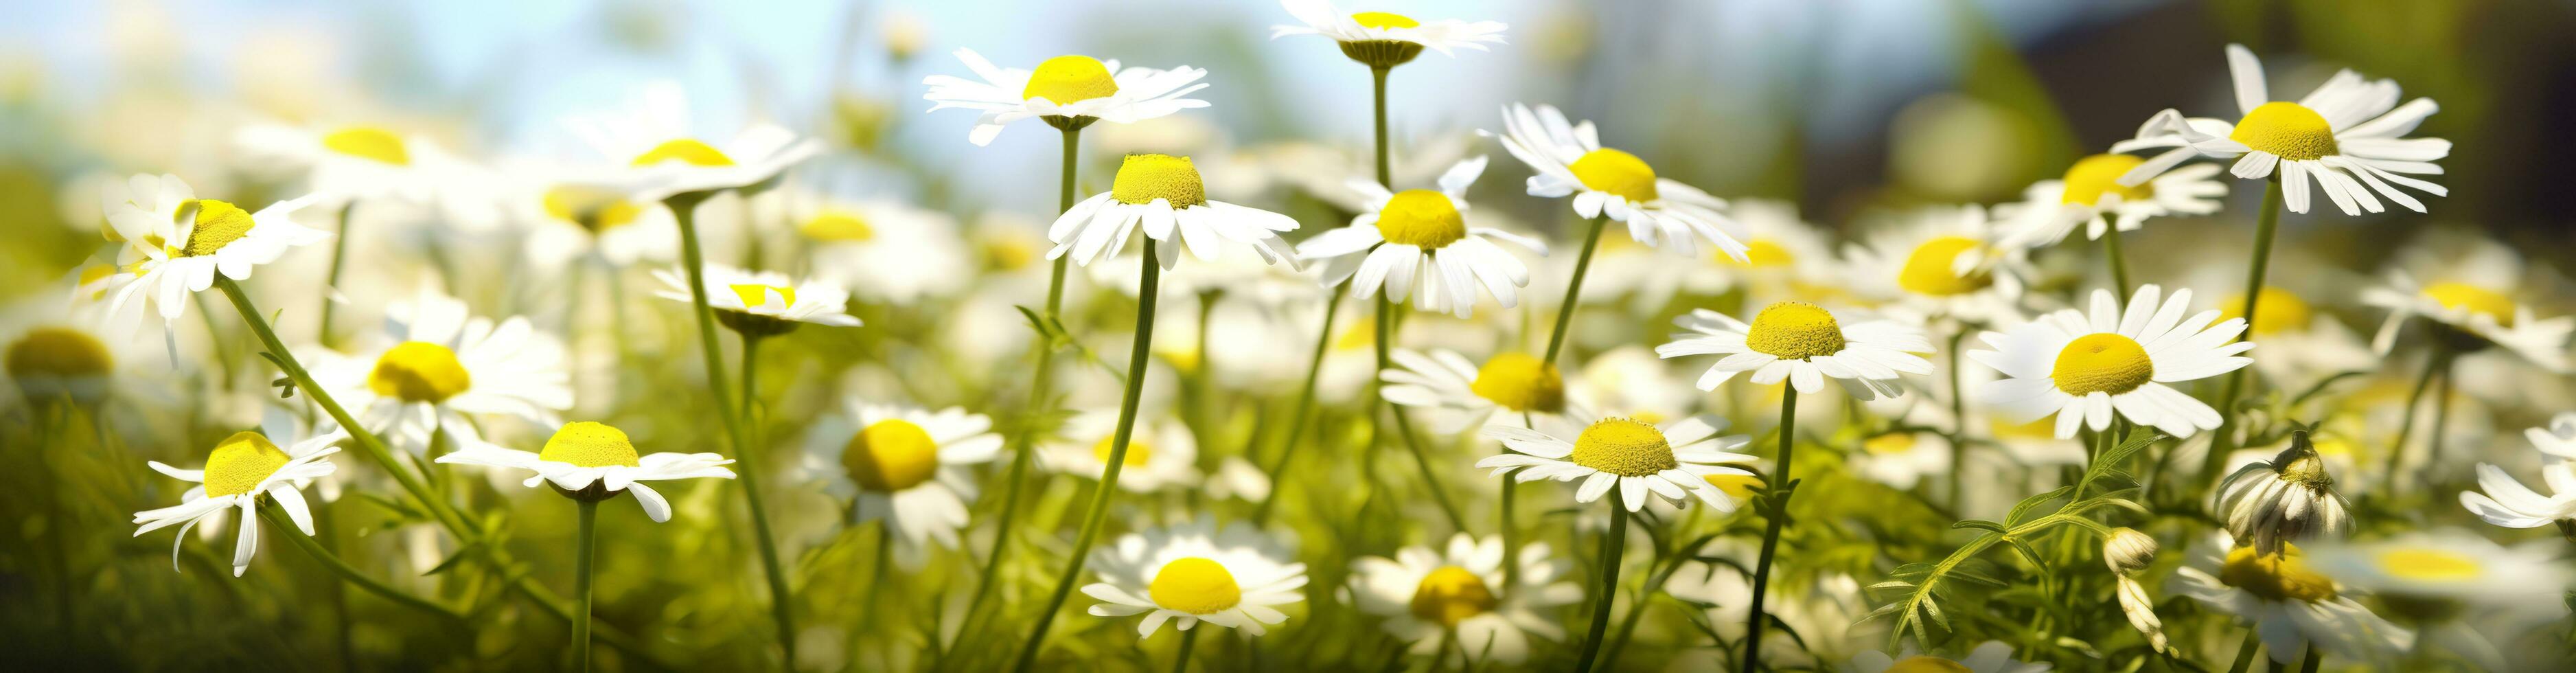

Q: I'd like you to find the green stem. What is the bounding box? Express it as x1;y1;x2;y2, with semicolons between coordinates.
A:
1170;626;1200;673
1011;238;1162;672
2381;345;2447;489
573;499;599;673
1371;66;1392;186
1543;217;1610;365
2297;644;2319;673
258;503;466;625
1572;490;1627;673
739;334;763;424
1250;285;1348;524
1945;329;1967;511
2224;627;2262;673
2198;177;2283;486
1598;549;1686;672
2102;223;2132;298
318;201;356;348
1375;295;1468;532
2427;355;2454;469
1740;387;1800;670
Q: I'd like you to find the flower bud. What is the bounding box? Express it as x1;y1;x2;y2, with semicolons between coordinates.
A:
2103;527;2159;574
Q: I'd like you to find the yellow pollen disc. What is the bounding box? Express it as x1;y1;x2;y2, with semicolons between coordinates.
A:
179;200;257;258
842;419;940;492
321;126;411;166
1110;154;1207;207
982;238;1037;271
801;211;876;242
1569;418;1677;477
1022;55;1120;105
1743;301;1847;361
728;284;798;310
1567;148;1659;203
1862;433;1918;456
631;139;735;167
1885;656;1973;673
1702;473;1762;501
1720;238;1793;267
367;341;472;404
2422;282;2515;326
1147;557;1243;615
1351;11;1420;29
1896;236;1992;296
1469;352;1565;413
2220;544;2337;602
1091;435;1153;467
2229;102;2339;161
2375;549;2483;582
1407;565;1497;626
202;431;292;497
6;327;113;379
2051;334;2153;396
2058;154;2154;206
542;185;643;234
539;421;642;468
1375;190;1467;249
2220;287;2312;336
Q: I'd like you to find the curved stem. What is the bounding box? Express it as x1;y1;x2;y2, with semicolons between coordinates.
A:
2297;644;2320;673
2198;177;2283;486
1169;626;1200;673
573;499;599;673
1545;217;1609;364
2224;628;2262;673
318;201;356;349
1572;490;1627;673
1250;284;1347;524
1375;296;1467;532
2102;223;2132;298
668;194;797;665
259;503;466;625
1012;238;1162;672
1741;387;1800;670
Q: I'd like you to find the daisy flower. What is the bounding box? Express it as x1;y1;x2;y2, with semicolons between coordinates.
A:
1656;301;1935;400
133;428;341;576
1048;153;1301;270
308;287;573;453
1347;534;1580;665
1299;156;1548;317
516;172;679;270
1971;284;2253;439
2197;282;2373;389
770;191;971;305
2167;532;2413;663
1269;0;1507;69
1381;347;1586;434
3;276;161;410
1587;199;1840;314
651;264;862;337
1082;516;1307;637
1491;103;1746;260
435;421;736;522
1848;641;2051;673
1042;408;1199;493
2459;414;2576;530
798;402;1002;551
1996;154;2225;249
233;122;448;204
1847;429;1955;491
921;49;1210;145
2113;44;2448;215
1841;205;2029;325
2216;432;2354;556
2359;235;2571;372
566;82;823;203
1476;413;1757;512
2308;529;2569;611
95;173;327;330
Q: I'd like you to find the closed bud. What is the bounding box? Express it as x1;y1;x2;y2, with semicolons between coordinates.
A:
2103;527;2159;574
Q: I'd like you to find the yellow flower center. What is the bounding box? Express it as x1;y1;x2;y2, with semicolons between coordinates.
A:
631;139;735;167
2422;282;2515;327
1895;236;1992;296
728;284;798;310
1333;317;1377;352
1091;435;1153;467
5;326;113;379
367;341;472;404
2051;334;2154;396
321;126;410;166
801;211;875;242
1469;352;1565;413
842;419;940;492
1702;473;1762;501
202;431;292;498
542;185;645;234
1862;433;1918;456
1110;153;1207;207
1148;557;1242;615
2220;544;2338;603
2058;154;2154;206
982;238;1038;271
1886;656;1973;673
1743;301;1847;361
1375;190;1467;249
1408;565;1497;626
2229;102;2340;161
539;421;643;468
2220;286;2312;336
1351;11;1420;29
2374;548;2483;582
1989;414;2058;441
178;199;257;258
1022;55;1120;105
1569;418;1677;477
1567;148;1659;203
1720;238;1794;267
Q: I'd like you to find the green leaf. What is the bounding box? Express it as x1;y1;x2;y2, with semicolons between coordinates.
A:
2005;486;2074;525
1951;519;2008;533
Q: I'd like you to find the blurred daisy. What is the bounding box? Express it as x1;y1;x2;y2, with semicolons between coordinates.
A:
2459;415;2576;529
516;175;678;269
2114;44;2448;215
1591;199;1838;313
1300;156;1547;317
2216;433;2354;556
1083;517;1307;637
1997;154;2225;249
1049;153;1301;270
1270;0;1507;68
1848;641;2049;673
1657;302;1934;399
652;264;862;337
2359;239;2571;372
921;49;1210;145
773;192;971;305
1972;284;2253;439
1841;205;2028;325
567;82;822;203
1381;347;1583;434
1347;534;1580;665
3;278;158;409
309;287;573;453
133;429;340;576
1477;414;1756;512
799;402;1002;550
1848;429;1954;491
2167;532;2413;663
1490;103;1746;260
95;173;327;329
437;421;736;522
2205;285;2374;388
1042;408;1199;493
2309;529;2568;611
233;122;447;203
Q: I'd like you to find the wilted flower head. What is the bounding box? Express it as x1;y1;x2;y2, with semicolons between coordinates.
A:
2216;430;2353;555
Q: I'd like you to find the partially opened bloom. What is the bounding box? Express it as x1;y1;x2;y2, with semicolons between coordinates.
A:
652;265;862;336
1269;0;1507;68
1477;414;1756;512
437;421;736;522
308;287;573;453
1997;154;2225;249
1491;103;1747;260
1082;517;1307;637
95;174;327;329
1848;641;2050;673
922;49;1210;145
2167;532;2413;663
2114;44;2448;215
566;82;822;202
133;429;341;576
1348;534;1580;665
2216;433;2354;556
1300;156;1547;317
1381;347;1585;434
1657;301;1935;400
800;402;1002;550
1973;285;2253;438
1049;153;1301;270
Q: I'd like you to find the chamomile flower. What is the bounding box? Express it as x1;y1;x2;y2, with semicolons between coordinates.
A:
921;49;1210;145
233;122;448;203
1847;429;1955;491
1042;408;1199;493
798;402;1002;550
1657;301;1935;400
2308;529;2569;611
651;265;861;336
1997;154;2225;249
1049;153;1302;270
133;428;341;576
95;173;327;328
1381;347;1587;434
1848;641;2050;673
772;192;970;305
1347;534;1580;665
1269;0;1508;69
3;280;159;409
566;82;822;203
516;174;678;269
2113;44;2448;215
436;421;736;522
2458;415;2576;529
2216;433;2354;556
2359;235;2572;372
2167;532;2413;663
1082;517;1307;637
1477;414;1757;512
308;287;572;453
1300;156;1548;317
1841;205;2028;325
1490;103;1747;260
2198;282;2374;389
1589;199;1839;313
1972;284;2253;439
